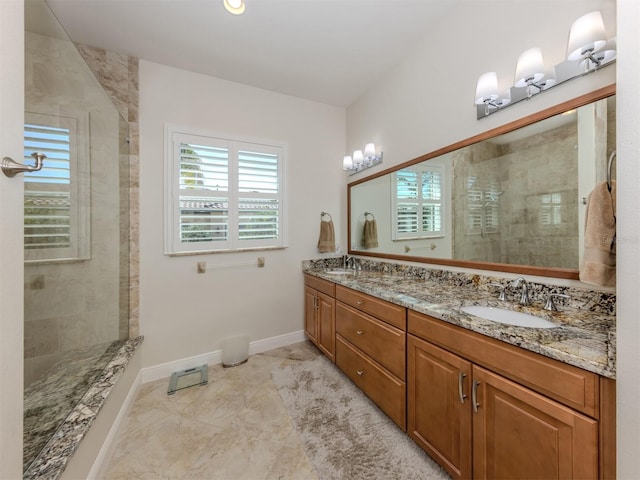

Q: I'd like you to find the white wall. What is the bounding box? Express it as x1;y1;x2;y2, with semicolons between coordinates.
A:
347;0;640;476
615;0;640;476
0;1;25;477
138;61;345;367
347;0;616;177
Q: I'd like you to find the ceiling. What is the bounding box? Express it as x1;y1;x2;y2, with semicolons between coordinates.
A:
43;0;458;107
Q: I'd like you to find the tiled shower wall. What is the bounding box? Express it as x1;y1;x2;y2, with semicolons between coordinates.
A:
75;45;140;341
23;33;139;386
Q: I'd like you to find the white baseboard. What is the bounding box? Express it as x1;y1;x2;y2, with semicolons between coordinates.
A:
141;329;307;383
87;369;143;479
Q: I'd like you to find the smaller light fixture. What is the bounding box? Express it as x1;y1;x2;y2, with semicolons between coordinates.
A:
515;47;545;97
353;149;364;168
363;143;376;166
343;143;383;175
224;0;245;15
567;11;606;64
475;72;510;116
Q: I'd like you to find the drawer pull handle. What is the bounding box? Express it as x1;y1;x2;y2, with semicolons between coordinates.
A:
458;372;467;404
356;330;365;335
472;380;480;413
356;370;365;376
356;300;364;305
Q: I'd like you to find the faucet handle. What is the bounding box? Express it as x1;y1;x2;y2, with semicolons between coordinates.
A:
544;293;570;311
488;283;507;301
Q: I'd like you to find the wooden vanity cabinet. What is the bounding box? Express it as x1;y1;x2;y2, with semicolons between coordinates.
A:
408;335;472;478
304;274;335;361
408;310;607;480
335;285;407;430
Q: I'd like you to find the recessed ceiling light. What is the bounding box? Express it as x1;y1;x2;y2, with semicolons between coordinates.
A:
223;0;245;15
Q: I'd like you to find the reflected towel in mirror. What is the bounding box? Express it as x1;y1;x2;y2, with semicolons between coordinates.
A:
362;219;378;249
580;180;616;286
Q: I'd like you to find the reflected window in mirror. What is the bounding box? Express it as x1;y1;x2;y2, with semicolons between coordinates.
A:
465;175;501;238
392;166;444;240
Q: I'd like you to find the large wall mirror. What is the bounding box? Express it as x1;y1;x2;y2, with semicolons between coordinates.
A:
348;85;616;280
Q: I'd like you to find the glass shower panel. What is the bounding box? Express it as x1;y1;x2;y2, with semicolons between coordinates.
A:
23;0;129;471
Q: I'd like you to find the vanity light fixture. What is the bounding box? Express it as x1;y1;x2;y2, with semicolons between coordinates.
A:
475;71;511;116
567;11;607;63
475;10;615;119
343;143;383;175
223;0;245;15
514;48;546;97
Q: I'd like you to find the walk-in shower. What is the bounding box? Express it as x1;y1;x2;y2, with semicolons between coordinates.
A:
23;0;130;471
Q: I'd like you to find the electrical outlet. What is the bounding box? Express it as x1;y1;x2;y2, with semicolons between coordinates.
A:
257;257;265;268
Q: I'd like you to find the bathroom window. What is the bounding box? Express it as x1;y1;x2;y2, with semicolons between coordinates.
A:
23;111;90;262
392;166;443;240
165;126;286;254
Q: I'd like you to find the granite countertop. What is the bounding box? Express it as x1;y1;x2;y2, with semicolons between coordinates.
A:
303;260;616;379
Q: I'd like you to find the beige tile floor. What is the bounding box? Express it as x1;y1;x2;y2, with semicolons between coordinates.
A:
102;342;322;480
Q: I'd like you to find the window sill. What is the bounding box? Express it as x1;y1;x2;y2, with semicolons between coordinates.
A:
166;245;287;257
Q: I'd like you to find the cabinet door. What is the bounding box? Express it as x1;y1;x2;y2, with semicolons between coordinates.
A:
407;334;472;479
472;365;598;480
317;292;335;362
304;286;317;343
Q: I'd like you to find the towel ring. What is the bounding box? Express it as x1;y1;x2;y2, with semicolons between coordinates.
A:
607;151;616;192
321;211;332;221
364;211;376;220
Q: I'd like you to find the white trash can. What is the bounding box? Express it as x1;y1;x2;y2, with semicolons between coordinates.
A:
221;335;249;368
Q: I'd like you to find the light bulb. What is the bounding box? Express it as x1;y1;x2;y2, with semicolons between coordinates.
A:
223;0;245;15
514;48;545;88
475;72;499;104
364;143;376;158
567;11;606;61
353;150;364;167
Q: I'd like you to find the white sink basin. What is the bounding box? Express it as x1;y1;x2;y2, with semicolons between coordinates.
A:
326;269;352;275
460;306;558;329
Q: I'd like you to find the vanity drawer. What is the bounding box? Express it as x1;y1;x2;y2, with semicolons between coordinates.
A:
304;274;335;297
336;285;406;330
336;335;406;430
408;310;599;418
336;301;405;380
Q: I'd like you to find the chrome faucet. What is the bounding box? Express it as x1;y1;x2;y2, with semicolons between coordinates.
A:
343;255;353;270
512;277;531;306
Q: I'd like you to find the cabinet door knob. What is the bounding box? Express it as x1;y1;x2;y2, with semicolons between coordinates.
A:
356;300;364;305
356;370;365;376
472;380;481;413
356;330;365;335
458;372;467;403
